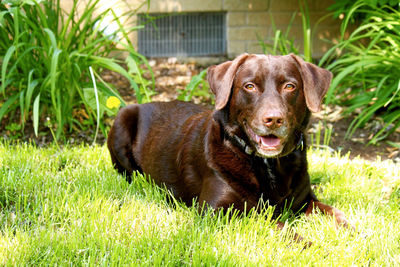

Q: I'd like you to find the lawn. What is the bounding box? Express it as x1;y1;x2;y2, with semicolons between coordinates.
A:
0;142;399;266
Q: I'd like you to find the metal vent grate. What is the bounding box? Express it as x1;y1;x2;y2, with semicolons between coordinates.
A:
138;13;226;57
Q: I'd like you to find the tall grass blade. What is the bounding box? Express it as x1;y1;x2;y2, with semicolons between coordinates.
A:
89;66;100;145
33;93;41;137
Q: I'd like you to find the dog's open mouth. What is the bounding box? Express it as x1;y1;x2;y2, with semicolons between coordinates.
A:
254;134;281;149
246;126;283;156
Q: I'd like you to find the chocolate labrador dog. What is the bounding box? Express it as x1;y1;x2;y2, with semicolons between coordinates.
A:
108;54;351;239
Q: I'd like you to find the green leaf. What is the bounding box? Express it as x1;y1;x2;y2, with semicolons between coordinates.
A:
44;28;58;50
0;10;10;27
384;79;400;107
91;56;143;103
126;55;140;75
48;48;62;129
0;94;19;124
25;70;39;119
386;140;400;149
83;87;106;119
1;45;16;95
126;54;152;102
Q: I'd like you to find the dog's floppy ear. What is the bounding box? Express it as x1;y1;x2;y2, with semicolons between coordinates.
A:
207;54;249;110
290;54;332;113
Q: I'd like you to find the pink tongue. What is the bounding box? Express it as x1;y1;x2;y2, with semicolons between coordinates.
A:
248;127;281;148
260;135;280;147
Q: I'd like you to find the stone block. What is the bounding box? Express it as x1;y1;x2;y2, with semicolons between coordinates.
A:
223;0;269;11
312;38;334;58
227;12;247;26
228;41;247;57
270;12;303;27
247;12;271;27
269;0;330;12
308;12;341;27
315;26;342;41
246;41;265;54
228;27;268;41
269;0;300;12
135;0;223;13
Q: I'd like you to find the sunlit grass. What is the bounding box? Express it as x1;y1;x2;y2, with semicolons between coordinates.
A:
0;142;399;265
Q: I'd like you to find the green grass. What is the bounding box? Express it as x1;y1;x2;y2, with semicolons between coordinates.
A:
0;142;399;266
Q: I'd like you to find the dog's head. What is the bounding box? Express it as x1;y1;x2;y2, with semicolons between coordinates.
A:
207;54;332;158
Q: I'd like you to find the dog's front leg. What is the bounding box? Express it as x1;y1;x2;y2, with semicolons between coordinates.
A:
305;199;354;230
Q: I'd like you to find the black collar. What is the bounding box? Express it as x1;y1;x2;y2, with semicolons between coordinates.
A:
224;132;254;155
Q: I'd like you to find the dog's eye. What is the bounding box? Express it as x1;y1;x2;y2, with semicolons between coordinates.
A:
284;83;296;90
244;83;256;91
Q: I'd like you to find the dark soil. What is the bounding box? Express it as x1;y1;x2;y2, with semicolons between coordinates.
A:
310;107;400;162
2;58;399;163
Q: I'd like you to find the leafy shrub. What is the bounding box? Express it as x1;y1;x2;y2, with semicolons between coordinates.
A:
321;0;400;143
328;0;399;20
0;0;153;140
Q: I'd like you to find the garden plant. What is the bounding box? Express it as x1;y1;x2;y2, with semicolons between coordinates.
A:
321;0;400;144
0;0;153;141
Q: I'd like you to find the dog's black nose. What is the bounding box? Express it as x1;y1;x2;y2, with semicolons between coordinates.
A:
262;113;284;129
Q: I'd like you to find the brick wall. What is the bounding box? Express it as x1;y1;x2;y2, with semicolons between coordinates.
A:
61;0;341;58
